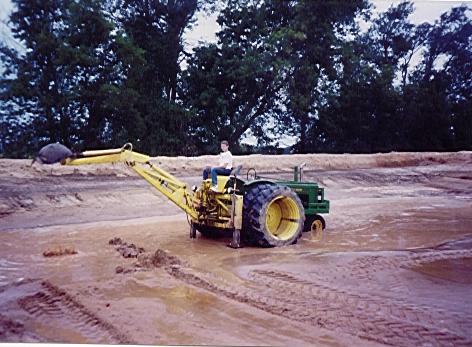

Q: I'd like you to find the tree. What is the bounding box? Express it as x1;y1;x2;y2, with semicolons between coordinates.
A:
0;39;27;157
108;0;211;155
306;1;409;152
404;5;472;150
183;0;286;152
1;0;211;157
307;1;471;153
0;0;117;156
279;0;369;153
183;0;368;153
67;0;116;148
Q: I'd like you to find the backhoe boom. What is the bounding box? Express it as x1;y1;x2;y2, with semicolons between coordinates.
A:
62;144;198;220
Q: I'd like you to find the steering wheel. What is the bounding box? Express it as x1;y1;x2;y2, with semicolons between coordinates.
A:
246;168;257;180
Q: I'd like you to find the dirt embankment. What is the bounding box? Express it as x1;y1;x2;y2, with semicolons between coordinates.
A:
1;150;471;178
1;151;470;225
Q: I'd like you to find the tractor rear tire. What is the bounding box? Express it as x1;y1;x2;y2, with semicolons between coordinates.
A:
243;183;305;247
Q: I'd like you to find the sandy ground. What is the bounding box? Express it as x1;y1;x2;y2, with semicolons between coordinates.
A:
0;152;471;346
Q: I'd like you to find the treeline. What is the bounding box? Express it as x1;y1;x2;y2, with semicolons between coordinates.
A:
0;0;470;157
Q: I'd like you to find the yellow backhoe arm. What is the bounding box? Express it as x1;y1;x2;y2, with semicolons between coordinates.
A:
62;143;198;220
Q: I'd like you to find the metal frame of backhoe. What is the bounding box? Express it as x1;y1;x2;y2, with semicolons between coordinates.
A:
62;143;244;247
63;144;198;220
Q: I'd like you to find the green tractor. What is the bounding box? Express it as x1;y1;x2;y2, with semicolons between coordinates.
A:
209;163;329;247
35;143;329;248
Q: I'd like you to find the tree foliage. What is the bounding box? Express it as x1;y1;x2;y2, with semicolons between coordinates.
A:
182;0;286;152
0;0;470;157
310;1;471;153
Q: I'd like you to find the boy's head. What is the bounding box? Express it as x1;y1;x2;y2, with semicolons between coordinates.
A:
220;140;229;152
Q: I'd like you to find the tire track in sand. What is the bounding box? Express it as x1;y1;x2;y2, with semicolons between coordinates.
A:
17;280;131;344
248;269;470;346
302;249;472;311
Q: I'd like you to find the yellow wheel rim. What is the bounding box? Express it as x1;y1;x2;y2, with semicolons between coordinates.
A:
265;196;301;240
310;219;323;241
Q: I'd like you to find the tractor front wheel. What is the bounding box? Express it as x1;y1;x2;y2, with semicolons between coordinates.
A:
304;214;326;233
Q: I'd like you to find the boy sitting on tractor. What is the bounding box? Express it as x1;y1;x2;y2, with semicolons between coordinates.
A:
203;140;233;192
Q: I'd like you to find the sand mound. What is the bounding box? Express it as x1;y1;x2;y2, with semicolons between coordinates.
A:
151;151;472;174
1;151;470;178
108;237;184;274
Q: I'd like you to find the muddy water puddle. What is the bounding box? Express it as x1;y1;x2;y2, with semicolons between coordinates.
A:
413;256;472;284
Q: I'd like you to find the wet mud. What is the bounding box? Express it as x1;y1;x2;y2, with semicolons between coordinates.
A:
109;237;145;258
43;246;78;257
99;237;472;346
0;153;471;346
